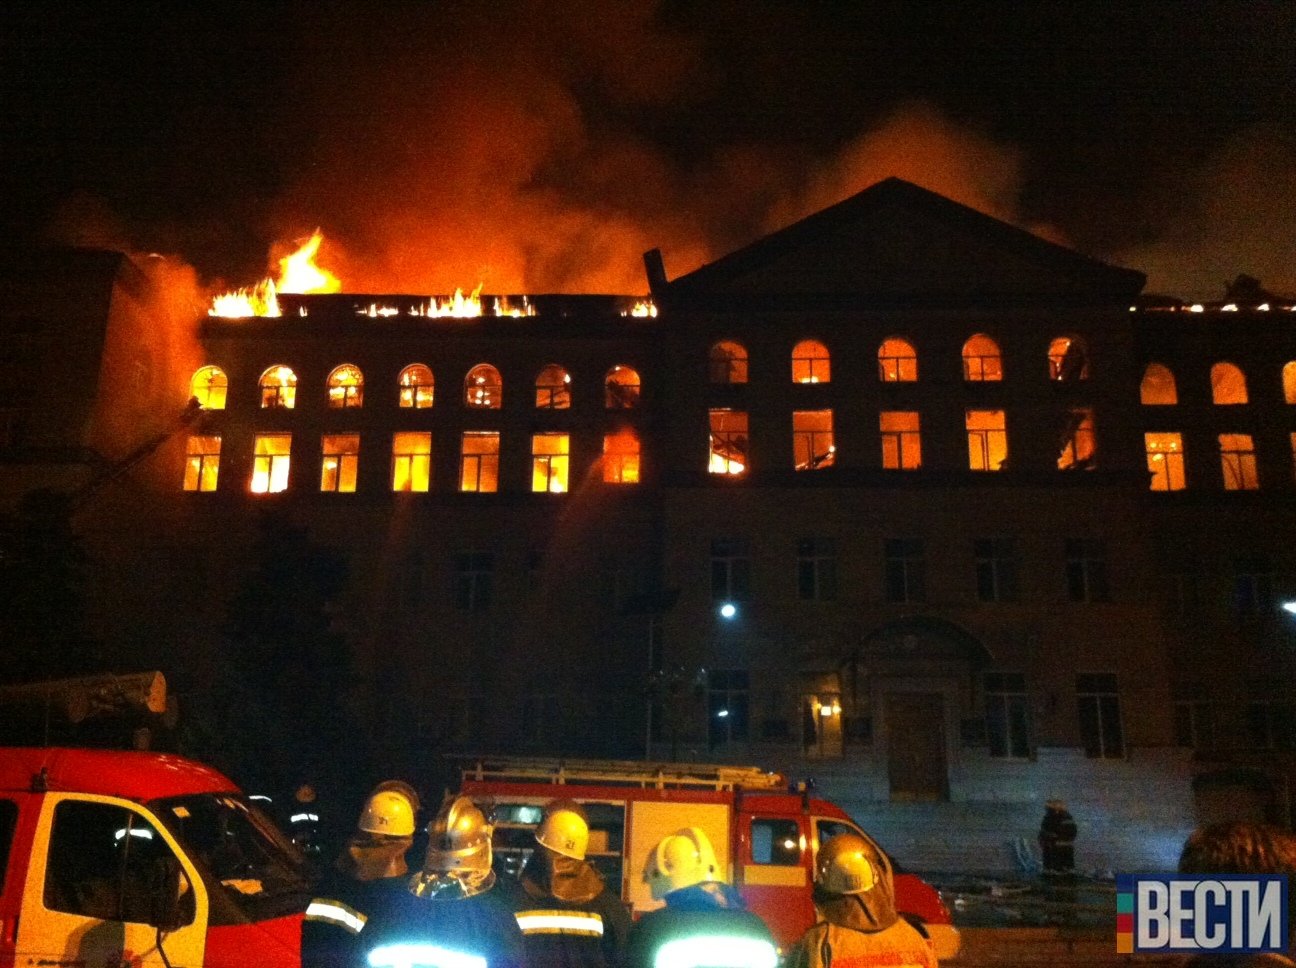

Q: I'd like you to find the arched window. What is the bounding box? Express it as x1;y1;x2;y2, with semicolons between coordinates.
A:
605;365;641;408
1282;361;1296;404
536;364;572;409
259;365;297;409
191;365;228;409
878;337;918;382
465;364;502;409
327;364;364;408
1048;336;1089;381
791;340;830;384
961;335;1002;381
1139;363;1178;405
399;364;434;408
1211;362;1248;405
709;341;749;384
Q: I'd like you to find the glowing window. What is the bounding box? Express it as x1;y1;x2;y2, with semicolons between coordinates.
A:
460;432;500;493
320;434;359;493
709;341;749;384
879;411;921;470
1057;408;1096;470
603;429;640;484
1284;362;1296;404
709;410;748;475
1140;363;1178;405
962;335;1002;382
399;364;434;408
251;434;291;493
791;340;830;384
190;366;228;410
1047;337;1089;381
878;337;917;382
259;366;297;409
465;365;502;409
1219;433;1259;490
793;410;835;471
391;432;431;492
182;435;221;492
1211;362;1249;405
605;365;641;408
1145;433;1185;491
326;364;363;408
966;410;1007;471
531;433;570;493
535;365;572;409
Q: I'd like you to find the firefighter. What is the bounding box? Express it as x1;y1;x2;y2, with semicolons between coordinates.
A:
301;781;421;968
625;826;777;968
363;795;525;968
514;799;630;968
785;832;937;968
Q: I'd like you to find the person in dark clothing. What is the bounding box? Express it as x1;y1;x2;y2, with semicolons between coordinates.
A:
625;827;776;968
1038;799;1078;877
363;795;524;968
513;799;630;968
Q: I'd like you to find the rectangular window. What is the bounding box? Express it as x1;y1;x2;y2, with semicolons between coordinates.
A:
1290;433;1296;483
880;411;921;470
711;538;751;602
1247;701;1296;750
320;434;359;493
250;433;291;493
1172;682;1216;749
793;410;835;470
797;538;837;601
1065;538;1109;603
392;431;432;492
454;552;494;612
750;818;802;866
985;672;1030;758
531;433;570;493
1233;556;1273;617
975;538;1018;603
183;434;221;492
1057;407;1096;469
884;538;925;603
1076;673;1124;758
709;409;749;475
1219;433;1259;490
966;409;1007;471
603;430;640;484
460;432;500;493
1145;432;1186;491
707;669;749;746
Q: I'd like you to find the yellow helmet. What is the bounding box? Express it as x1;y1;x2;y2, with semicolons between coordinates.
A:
535;800;589;860
644;827;719;900
424;796;493;875
358;788;417;838
815;833;884;895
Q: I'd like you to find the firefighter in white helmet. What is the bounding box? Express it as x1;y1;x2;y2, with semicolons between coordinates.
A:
302;780;422;968
513;798;631;968
785;832;937;968
625;827;777;968
363;795;525;968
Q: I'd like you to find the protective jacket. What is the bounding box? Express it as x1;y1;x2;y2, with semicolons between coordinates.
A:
1038;806;1078;875
301;838;413;968
625;881;776;968
785;894;936;968
514;851;631;968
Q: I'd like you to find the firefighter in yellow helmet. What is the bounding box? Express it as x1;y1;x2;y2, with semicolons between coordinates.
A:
625;827;777;968
785;832;937;968
513;798;631;968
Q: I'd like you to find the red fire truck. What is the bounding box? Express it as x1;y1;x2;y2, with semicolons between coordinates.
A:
459;756;960;960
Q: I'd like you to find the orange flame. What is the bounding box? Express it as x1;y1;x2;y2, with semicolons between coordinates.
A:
209;230;340;318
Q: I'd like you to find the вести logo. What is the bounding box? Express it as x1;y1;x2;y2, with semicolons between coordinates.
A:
1116;874;1289;954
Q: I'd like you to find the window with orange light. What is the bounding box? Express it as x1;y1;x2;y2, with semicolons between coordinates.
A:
605;365;641;408
1140;363;1178;405
966;410;1007;471
1283;361;1296;405
399;364;434;408
183;435;221;492
391;432;431;492
709;341;749;384
1211;362;1249;405
327;364;364;408
877;337;917;382
1219;433;1259;490
460;432;500;493
1058;408;1096;470
250;434;291;493
793;410;834;470
603;430;640;484
465;364;502;409
1145;432;1185;491
791;340;830;384
879;411;921;469
190;366;228;409
531;433;570;493
1047;337;1089;381
259;366;297;409
535;364;572;409
962;334;1002;382
709;410;748;475
320;434;359;492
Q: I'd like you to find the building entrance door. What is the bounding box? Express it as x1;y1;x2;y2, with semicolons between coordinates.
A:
886;692;948;801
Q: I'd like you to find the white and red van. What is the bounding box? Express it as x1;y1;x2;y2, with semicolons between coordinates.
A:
0;746;313;968
459;757;960;960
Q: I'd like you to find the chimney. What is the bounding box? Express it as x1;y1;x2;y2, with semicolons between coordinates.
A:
643;248;668;295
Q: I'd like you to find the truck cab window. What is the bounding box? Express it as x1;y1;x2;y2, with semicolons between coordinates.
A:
751;818;801;865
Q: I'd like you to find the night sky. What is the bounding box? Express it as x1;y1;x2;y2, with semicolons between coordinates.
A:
3;1;1295;298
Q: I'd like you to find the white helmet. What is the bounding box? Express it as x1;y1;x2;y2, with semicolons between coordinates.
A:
645;827;719;900
358;788;417;838
424;796;493;875
535;800;589;860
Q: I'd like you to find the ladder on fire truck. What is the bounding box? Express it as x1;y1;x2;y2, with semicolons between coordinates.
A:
460;756;786;792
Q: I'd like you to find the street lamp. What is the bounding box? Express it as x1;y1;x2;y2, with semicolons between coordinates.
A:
719;602;738;620
1281;601;1296;615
